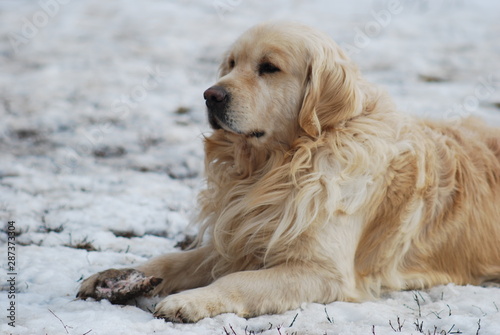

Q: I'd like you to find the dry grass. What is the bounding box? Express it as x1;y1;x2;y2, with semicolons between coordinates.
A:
64;235;98;252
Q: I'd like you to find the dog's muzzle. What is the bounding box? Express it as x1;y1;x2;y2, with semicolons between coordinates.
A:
203;86;265;138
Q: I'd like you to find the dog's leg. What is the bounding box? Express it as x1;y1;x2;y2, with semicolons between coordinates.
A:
154;263;346;322
137;245;215;296
77;246;215;303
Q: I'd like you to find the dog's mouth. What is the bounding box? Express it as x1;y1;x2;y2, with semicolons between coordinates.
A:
208;112;223;130
208;113;265;138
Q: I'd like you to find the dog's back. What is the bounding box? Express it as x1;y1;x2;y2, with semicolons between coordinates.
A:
356;115;500;295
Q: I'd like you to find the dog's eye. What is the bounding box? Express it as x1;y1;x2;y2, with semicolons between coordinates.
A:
229;59;235;69
258;62;280;75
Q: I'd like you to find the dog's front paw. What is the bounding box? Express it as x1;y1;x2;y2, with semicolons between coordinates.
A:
154;288;228;323
77;268;162;304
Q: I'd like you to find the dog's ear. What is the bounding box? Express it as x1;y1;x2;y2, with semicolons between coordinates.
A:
298;63;322;138
298;44;363;138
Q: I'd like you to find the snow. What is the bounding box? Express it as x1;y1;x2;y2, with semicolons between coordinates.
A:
1;0;500;334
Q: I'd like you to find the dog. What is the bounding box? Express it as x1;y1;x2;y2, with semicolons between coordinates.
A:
77;22;500;322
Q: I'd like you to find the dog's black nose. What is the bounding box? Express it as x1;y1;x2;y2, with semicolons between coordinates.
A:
204;86;230;130
204;86;228;106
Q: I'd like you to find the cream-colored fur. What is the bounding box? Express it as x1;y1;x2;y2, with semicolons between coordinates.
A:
78;22;500;322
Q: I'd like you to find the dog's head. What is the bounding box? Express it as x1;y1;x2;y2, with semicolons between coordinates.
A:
204;22;364;145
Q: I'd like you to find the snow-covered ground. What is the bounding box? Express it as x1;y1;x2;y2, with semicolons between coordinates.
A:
1;0;500;334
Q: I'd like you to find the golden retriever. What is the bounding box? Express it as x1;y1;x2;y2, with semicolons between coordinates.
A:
77;22;500;322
